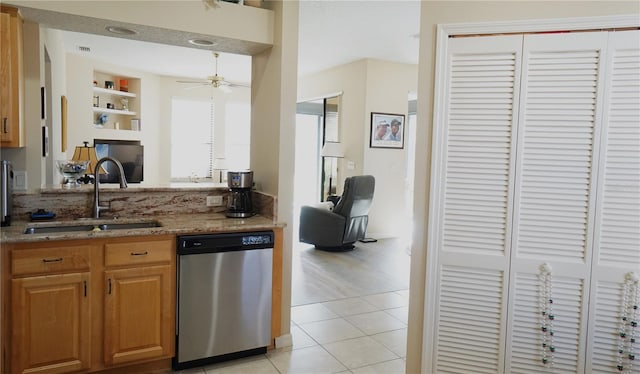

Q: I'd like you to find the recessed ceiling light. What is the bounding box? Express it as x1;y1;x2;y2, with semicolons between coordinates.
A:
188;39;217;47
106;26;137;35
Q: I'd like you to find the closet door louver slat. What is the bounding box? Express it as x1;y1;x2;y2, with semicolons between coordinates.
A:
587;30;640;374
429;35;523;374
505;32;609;373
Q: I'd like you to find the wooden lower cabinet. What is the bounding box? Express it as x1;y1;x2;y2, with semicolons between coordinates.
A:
103;265;173;366
11;272;91;374
5;236;175;374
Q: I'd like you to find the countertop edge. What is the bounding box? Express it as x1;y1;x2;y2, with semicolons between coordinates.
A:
1;214;286;244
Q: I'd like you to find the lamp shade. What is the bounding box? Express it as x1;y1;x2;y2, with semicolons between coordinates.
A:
72;142;106;174
321;142;344;158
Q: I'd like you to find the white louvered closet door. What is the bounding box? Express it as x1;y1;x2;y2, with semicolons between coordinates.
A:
505;32;609;373
587;30;640;374
427;35;522;374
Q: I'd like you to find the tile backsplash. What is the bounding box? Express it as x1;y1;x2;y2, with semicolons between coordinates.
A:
12;186;276;221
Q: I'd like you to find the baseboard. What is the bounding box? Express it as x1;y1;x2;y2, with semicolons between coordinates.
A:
362;232;397;240
274;333;293;349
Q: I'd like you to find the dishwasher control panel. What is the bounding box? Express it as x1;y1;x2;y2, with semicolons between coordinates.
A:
242;233;272;246
177;231;274;254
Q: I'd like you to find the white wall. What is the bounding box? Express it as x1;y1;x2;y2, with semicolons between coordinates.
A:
362;59;417;237
298;59;417;238
407;2;640;373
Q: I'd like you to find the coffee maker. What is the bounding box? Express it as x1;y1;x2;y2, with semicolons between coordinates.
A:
226;170;254;218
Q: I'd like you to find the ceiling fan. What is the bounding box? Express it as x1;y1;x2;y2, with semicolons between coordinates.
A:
177;52;248;93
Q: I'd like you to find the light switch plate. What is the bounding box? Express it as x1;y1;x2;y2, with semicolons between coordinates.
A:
13;171;27;191
206;195;224;206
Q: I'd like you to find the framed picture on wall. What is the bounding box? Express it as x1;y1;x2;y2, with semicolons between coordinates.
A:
370;112;405;149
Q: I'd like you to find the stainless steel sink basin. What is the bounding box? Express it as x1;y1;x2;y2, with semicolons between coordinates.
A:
24;220;162;234
96;222;161;230
24;224;96;234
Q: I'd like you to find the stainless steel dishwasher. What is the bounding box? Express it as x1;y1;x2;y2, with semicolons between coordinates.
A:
173;231;273;370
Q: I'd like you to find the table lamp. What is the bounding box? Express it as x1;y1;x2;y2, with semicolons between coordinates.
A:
72;141;106;184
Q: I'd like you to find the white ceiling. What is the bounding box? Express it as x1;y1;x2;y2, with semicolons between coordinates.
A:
59;1;420;85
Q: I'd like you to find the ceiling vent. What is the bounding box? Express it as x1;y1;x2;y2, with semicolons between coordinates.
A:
77;46;91;53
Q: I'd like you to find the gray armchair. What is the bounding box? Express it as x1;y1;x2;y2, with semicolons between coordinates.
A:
299;175;375;251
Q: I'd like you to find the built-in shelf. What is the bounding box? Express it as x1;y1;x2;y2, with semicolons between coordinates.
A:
93;71;141;131
92;86;137;98
92;107;137;116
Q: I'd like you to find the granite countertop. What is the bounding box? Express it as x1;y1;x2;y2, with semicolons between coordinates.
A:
1;213;284;244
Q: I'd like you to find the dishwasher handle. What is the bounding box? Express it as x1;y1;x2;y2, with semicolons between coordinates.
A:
180;243;245;254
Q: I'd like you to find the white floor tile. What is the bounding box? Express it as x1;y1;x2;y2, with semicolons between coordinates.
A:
323;336;398;370
351;358;406;374
299;318;365;344
345;311;406;335
266;345;347;373
291;324;318;349
322;297;379;316
291;303;339;324
361;292;408;309
204;355;278;374
383;306;408;325
371;328;407;358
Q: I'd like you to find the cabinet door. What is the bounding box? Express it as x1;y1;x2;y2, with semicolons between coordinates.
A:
11;272;91;374
104;265;173;366
586;29;640;373
0;8;22;147
0;11;13;144
506;31;609;373
424;34;523;374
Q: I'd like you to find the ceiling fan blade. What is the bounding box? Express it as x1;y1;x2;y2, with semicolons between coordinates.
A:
183;83;210;90
227;81;251;88
177;80;209;84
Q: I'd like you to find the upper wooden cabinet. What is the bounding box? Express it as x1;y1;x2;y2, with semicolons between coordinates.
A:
0;6;24;148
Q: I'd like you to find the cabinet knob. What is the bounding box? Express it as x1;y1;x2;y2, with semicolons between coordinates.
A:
2;117;7;133
42;257;63;263
130;251;148;256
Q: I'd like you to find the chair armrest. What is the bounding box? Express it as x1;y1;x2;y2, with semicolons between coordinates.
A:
299;205;346;247
309;201;335;211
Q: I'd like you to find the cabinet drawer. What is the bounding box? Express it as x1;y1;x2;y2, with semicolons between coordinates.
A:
105;240;172;267
11;246;92;276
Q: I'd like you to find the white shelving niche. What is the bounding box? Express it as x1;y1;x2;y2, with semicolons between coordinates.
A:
92;71;140;131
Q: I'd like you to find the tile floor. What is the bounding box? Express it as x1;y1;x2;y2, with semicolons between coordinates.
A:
173;290;409;374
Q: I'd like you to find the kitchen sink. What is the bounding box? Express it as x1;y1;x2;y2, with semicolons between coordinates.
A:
24;220;162;234
95;222;161;230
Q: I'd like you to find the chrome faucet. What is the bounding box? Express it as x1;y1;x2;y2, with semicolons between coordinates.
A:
93;157;128;218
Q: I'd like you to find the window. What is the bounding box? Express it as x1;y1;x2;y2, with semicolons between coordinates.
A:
224;101;251;171
170;98;214;180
